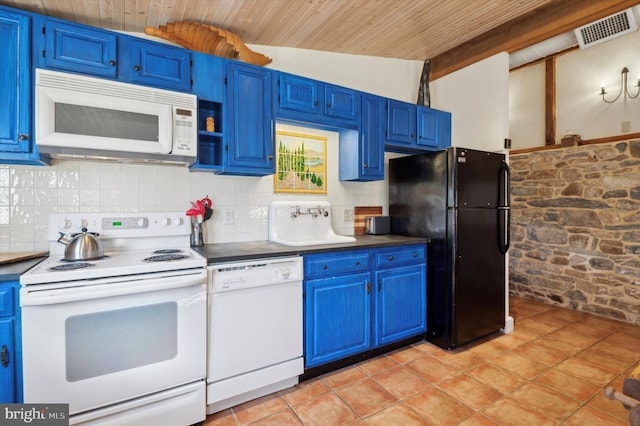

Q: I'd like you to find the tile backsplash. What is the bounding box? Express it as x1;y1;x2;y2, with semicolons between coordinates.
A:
1;125;394;252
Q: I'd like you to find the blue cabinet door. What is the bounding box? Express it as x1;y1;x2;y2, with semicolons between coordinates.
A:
43;19;118;78
0;280;20;403
0;319;15;403
304;273;371;368
324;84;360;122
0;9;30;153
375;264;427;346
417;107;452;149
127;38;191;92
278;73;321;115
387;99;417;147
226;62;274;175
339;94;385;181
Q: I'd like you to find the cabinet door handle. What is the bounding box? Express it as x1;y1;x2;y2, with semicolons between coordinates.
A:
388;256;394;261
363;163;369;169
377;279;381;292
413;252;418;257
355;261;360;266
133;65;141;71
314;101;319;106
1;345;9;368
267;155;273;160
322;264;328;270
326;103;332;108
109;60;116;66
18;134;29;140
366;282;371;293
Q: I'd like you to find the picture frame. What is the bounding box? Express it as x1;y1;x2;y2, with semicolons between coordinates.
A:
274;131;327;194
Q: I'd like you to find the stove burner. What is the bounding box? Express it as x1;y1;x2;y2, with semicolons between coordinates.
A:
143;254;189;263
48;262;95;271
152;249;184;255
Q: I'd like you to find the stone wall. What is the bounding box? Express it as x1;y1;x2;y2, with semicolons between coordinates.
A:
509;140;640;325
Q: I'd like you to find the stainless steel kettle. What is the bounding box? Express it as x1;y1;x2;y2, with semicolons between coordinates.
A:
58;228;104;261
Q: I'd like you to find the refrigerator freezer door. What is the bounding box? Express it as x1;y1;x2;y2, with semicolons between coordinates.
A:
451;148;506;209
450;207;506;346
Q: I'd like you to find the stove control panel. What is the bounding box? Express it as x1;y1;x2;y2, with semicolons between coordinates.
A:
49;212;191;241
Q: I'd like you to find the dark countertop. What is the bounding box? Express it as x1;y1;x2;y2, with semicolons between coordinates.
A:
0;257;47;282
193;234;429;264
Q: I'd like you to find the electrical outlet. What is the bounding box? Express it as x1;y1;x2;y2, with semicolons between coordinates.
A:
223;209;234;225
622;121;631;133
344;208;354;221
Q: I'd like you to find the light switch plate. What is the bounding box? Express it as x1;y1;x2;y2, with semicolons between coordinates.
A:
343;208;354;221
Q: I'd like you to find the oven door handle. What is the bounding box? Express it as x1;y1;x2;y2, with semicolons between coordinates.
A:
20;270;206;306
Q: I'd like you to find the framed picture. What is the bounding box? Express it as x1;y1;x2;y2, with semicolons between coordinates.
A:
274;131;327;194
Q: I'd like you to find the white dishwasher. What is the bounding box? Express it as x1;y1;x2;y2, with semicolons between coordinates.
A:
206;256;303;414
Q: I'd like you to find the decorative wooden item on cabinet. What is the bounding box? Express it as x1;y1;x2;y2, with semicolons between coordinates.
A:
144;21;271;66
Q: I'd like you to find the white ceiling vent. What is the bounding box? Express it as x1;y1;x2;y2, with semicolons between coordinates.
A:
574;8;638;49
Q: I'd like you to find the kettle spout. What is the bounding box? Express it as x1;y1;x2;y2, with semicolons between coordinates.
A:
58;232;73;245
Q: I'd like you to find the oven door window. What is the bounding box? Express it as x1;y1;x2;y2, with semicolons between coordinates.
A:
65;302;177;382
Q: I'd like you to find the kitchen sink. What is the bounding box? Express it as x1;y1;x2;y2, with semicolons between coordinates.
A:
268;201;356;246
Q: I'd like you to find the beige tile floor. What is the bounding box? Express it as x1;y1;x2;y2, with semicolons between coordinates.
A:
204;296;639;425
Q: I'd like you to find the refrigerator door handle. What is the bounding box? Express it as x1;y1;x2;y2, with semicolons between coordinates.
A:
498;160;511;254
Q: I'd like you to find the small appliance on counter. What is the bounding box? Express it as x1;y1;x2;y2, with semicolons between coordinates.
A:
365;215;390;235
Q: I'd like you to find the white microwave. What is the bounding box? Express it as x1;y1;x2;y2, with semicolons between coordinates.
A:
35;69;197;166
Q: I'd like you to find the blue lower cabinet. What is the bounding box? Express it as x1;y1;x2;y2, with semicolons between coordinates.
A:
0;280;21;403
375;264;427;346
303;244;427;368
304;273;371;368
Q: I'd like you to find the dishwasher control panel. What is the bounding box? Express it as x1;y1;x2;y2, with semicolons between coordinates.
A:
208;256;302;291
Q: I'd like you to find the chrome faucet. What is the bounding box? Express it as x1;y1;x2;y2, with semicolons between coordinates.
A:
290;206;329;218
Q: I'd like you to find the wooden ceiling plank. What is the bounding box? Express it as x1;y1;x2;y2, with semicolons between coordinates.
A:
430;0;640;80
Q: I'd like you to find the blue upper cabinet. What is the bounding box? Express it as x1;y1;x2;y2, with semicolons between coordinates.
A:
42;19;118;78
385;100;451;153
276;72;360;129
225;61;274;175
417;106;452;150
125;38;191;92
386;99;417;148
37;17;191;92
339;93;385;181
0;7;47;165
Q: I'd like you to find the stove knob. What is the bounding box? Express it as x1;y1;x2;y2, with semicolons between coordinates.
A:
173;217;184;226
58;219;72;230
75;219;87;229
137;218;148;228
161;217;171;226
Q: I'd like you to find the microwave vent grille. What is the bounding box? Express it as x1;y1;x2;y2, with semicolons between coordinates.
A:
36;70;196;109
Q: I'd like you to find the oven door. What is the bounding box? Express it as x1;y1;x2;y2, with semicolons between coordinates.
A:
21;269;206;415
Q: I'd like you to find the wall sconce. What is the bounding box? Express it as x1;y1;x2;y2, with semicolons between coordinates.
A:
600;67;640;103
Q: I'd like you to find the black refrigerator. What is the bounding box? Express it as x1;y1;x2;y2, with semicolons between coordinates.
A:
389;147;510;349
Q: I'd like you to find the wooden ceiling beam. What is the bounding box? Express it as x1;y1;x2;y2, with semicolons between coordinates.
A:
430;0;640;80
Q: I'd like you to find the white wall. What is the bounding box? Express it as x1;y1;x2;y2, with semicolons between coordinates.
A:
252;45;424;103
509;30;640;149
509;63;546;149
430;52;510;152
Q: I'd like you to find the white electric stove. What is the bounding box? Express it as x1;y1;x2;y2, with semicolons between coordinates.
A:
21;212;207;426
